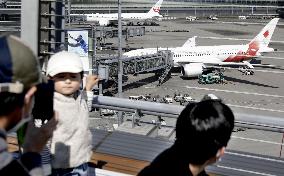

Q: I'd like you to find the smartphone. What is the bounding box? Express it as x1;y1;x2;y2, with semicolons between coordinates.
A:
17;80;54;146
32;80;54;122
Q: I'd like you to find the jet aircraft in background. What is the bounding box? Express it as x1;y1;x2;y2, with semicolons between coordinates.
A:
83;0;163;26
123;18;280;77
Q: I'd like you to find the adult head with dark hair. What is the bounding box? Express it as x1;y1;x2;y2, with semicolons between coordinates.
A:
175;98;234;167
0;35;58;175
138;95;234;176
0;35;42;131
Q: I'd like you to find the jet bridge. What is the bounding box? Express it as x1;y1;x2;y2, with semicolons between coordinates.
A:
97;50;173;86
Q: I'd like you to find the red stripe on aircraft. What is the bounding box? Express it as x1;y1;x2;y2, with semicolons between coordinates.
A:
224;41;260;62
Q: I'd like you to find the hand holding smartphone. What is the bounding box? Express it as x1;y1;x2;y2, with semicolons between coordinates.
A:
32;80;54;122
17;79;55;146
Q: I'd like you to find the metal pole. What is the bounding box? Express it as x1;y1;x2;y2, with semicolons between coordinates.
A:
117;0;123;124
68;0;71;26
91;25;97;74
21;0;39;56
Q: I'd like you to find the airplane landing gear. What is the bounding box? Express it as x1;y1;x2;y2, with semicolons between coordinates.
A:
244;69;254;75
238;66;254;75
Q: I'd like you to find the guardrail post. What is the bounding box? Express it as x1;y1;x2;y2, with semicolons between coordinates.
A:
132;109;142;128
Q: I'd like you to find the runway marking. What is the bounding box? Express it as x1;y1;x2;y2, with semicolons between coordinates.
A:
231;136;284;146
144;86;156;89
217;165;276;176
198;36;284;44
184;86;284;98
252;64;284;68
226;151;284;164
228;104;284;113
199;36;250;41
211;66;284;73
258;56;284;60
253;69;284;74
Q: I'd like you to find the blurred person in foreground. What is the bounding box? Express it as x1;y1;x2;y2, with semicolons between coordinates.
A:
138;94;235;176
0;35;57;175
46;51;99;176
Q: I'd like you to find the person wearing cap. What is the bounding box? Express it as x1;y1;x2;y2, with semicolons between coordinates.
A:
45;51;99;176
138;95;235;176
0;35;58;175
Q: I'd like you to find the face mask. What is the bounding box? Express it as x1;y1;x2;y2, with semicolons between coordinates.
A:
7;97;35;133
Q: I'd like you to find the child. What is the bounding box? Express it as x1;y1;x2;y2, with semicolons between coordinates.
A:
46;51;99;176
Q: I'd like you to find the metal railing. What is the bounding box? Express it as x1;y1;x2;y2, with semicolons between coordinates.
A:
92;95;284;133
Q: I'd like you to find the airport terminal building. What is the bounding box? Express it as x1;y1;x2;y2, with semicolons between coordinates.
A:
70;0;283;17
71;0;279;5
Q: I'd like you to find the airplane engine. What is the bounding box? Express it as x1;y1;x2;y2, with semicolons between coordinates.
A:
181;63;204;77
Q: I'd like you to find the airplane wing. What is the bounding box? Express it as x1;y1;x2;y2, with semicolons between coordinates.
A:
182;36;197;47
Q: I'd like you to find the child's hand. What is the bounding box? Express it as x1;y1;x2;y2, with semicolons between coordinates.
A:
85;75;99;91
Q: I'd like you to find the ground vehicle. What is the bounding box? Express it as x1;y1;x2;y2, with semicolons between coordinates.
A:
101;109;116;116
164;95;173;104
174;93;183;102
186;16;198;21
238;67;254;75
208;15;218;20
129;95;143;100
239;16;247;20
144;94;152;101
179;94;196;105
183;95;195;102
198;71;224;84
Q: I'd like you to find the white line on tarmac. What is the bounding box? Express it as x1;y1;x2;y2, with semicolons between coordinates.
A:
253;69;284;74
226;151;284;164
228;104;284;113
252;64;284;68
217;165;276;176
198;36;250;41
198;36;284;44
231;136;284;146
184;86;284;98
258;56;284;60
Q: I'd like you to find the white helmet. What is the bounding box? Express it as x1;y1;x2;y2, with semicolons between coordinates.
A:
46;51;83;77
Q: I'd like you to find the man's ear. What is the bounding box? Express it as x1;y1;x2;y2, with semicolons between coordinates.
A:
216;147;226;158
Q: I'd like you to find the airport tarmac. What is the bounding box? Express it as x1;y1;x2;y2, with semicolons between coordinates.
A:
113;18;284;158
1;17;284;158
123;18;284;118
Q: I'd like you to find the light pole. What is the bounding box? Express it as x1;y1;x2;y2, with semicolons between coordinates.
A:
117;0;123;124
68;0;71;26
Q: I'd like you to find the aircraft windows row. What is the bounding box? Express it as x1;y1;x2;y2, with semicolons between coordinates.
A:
173;53;213;57
218;52;246;55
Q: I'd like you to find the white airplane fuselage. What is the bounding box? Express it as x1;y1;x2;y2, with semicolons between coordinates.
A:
87;13;162;22
84;0;163;26
123;18;279;77
124;44;252;67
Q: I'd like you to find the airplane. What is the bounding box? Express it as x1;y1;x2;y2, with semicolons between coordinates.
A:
84;0;163;26
123;18;280;77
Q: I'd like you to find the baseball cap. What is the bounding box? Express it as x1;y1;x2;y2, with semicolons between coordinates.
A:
46;51;83;77
0;35;41;93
